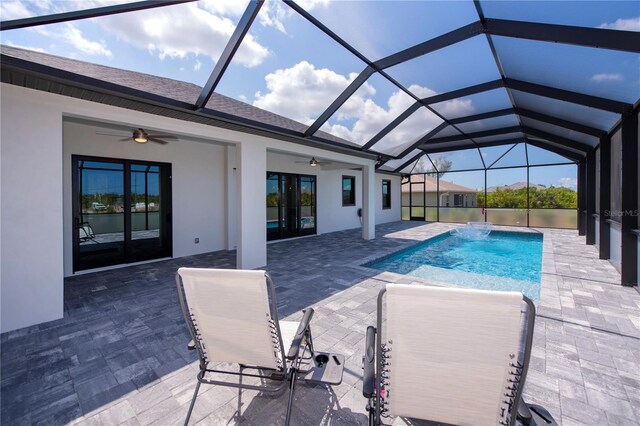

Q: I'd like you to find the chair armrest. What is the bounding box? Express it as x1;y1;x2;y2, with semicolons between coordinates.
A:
187;340;196;351
518;399;558;426
287;308;314;360
517;397;532;423
362;326;376;398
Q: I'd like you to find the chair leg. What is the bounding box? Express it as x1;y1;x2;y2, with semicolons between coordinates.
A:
284;371;298;426
184;380;201;426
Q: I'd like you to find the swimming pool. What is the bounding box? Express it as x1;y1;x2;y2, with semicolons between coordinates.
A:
366;230;543;300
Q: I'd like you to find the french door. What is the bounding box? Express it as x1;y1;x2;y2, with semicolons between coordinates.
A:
266;172;316;241
72;156;172;272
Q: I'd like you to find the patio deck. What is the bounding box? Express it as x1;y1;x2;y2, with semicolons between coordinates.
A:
2;221;639;425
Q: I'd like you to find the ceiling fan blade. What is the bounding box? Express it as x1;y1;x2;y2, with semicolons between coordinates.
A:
147;134;178;139
148;137;169;145
119;137;131;142
96;131;129;137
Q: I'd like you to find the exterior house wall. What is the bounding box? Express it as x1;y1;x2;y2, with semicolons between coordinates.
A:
0;83;386;332
266;152;400;234
266;151;362;234
1;85;64;332
62;121;228;276
376;174;401;225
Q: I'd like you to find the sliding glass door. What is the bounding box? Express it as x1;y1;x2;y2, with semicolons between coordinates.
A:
72;156;172;272
266;172;316;241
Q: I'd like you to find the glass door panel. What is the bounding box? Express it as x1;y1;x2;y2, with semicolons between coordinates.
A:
283;175;298;239
267;173;280;240
73;157;172;272
75;159;125;270
266;172;316;241
129;164;171;262
300;176;316;236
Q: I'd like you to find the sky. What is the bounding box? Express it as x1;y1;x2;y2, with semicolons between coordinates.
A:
2;0;638;190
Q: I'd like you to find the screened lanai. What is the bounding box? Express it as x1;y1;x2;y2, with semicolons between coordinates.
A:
1;0;639;288
3;0;637;286
2;2;640;425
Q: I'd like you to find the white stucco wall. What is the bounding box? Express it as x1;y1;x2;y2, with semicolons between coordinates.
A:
376;174;401;224
0;83;388;332
62;121;227;276
266;152;401;234
1;86;65;333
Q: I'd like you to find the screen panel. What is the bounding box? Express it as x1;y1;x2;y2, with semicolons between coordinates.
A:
456;115;520;134
321;72;418;146
428;148;485;172
215;3;366;125
494;36;640;103
2;1;250;92
386;36;501;97
431;88;513;120
481;0;640;30
526;143;575;165
511;91;619;131
300;1;479;61
490;143;527;168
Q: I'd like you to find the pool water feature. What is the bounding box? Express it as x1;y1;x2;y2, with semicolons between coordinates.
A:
367;231;543;300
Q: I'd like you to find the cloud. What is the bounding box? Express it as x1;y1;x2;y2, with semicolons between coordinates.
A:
252;61;477;154
558;177;577;189
324;83;474;155
199;0;248;17
194;59;202;71
591;73;623;82
253;61;361;125
0;0;33;20
599;16;640;32
5;41;45;53
60;24;112;58
33;23;112;58
98;3;269;67
5;0;269;67
96;3;268;67
257;0;330;33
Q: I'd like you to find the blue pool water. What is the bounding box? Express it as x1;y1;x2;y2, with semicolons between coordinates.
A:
367;231;543;300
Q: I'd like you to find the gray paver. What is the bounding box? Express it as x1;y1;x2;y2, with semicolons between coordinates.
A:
1;221;639;425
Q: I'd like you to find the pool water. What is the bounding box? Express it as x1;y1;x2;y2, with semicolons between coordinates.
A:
367;231;543;300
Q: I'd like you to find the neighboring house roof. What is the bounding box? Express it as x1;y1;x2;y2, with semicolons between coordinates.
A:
402;174;477;193
0;45;361;150
486;182;546;192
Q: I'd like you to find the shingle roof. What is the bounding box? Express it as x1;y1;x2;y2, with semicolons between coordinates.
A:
0;45;360;149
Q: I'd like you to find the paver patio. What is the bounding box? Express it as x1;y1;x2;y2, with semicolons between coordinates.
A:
1;221;639;425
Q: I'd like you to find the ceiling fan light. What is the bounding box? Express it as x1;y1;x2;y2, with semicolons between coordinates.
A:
133;129;148;143
309;157;318;167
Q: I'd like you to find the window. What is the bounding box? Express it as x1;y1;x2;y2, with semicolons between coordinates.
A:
454;194;464;207
382;179;391;209
342;176;355;206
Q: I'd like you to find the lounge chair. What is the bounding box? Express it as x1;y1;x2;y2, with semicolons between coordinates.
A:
362;284;557;426
78;221;97;243
176;268;344;426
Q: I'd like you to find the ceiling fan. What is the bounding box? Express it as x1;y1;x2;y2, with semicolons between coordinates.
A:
96;128;178;145
294;157;333;167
